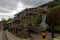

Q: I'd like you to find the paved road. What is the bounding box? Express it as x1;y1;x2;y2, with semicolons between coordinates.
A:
0;30;8;40
2;30;8;40
5;31;30;40
30;31;52;40
5;31;52;40
0;31;3;40
0;30;55;40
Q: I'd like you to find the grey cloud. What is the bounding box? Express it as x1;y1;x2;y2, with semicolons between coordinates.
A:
0;0;18;13
0;0;52;13
0;10;9;13
0;15;12;18
19;0;52;7
0;14;13;20
0;0;17;10
0;7;11;13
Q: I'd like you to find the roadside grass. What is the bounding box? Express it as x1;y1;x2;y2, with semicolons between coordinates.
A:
47;26;60;31
54;26;60;30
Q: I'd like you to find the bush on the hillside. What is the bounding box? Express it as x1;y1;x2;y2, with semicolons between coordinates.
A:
46;6;60;26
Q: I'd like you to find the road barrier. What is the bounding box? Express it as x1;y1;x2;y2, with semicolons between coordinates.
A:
42;31;46;40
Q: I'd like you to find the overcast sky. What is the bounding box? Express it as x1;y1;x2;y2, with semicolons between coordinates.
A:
0;0;52;21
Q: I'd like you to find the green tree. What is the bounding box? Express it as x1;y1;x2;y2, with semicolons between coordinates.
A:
46;6;60;30
1;18;13;30
1;18;7;30
46;0;60;8
7;18;13;22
